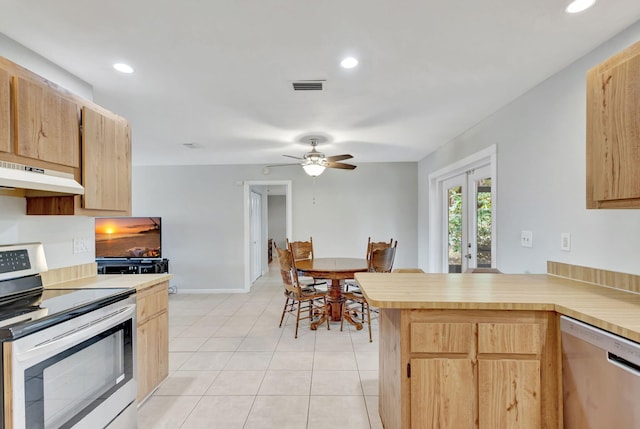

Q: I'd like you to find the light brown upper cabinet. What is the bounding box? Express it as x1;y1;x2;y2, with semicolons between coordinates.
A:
0;68;9;154
81;106;131;213
13;76;80;168
586;41;640;209
0;56;132;216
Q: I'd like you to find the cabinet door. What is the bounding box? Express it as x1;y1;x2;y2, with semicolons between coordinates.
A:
587;41;640;208
14;76;79;167
82;106;131;212
0;68;9;154
137;311;169;402
411;358;476;429
478;359;541;429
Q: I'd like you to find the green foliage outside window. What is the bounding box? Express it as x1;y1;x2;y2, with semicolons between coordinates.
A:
448;180;492;267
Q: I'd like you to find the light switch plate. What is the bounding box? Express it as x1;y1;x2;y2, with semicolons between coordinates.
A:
521;230;533;248
561;233;571;251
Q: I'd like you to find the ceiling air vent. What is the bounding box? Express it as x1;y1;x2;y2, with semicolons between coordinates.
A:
292;80;325;91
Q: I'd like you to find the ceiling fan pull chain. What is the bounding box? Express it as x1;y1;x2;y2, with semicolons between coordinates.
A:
312;177;317;205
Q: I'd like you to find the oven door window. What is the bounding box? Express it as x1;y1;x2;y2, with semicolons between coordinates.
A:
24;320;133;429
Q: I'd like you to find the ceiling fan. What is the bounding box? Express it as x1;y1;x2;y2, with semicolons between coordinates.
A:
268;137;357;177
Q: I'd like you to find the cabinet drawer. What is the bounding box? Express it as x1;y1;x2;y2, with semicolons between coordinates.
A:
478;323;541;355
137;282;169;323
410;322;473;353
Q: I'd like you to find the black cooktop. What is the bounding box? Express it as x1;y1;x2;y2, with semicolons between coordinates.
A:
0;243;136;340
0;286;135;341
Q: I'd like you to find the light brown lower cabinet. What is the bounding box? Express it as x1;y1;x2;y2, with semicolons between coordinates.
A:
380;309;561;429
136;281;169;403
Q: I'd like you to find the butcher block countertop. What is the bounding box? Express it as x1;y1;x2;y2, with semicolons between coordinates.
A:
45;273;172;291
41;263;172;292
355;272;640;343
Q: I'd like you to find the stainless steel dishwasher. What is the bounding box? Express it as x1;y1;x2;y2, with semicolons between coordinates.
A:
561;316;640;428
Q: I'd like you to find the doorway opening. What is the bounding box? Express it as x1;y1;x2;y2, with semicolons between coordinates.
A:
428;145;496;273
243;180;292;290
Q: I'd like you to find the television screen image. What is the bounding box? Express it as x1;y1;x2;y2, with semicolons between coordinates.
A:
95;217;161;259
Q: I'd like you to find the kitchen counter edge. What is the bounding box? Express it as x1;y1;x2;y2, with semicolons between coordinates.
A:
45;273;173;292
355;272;640;343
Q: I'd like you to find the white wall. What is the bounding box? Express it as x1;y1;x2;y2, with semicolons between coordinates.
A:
0;33;93;99
133;162;418;292
268;195;286;249
418;20;640;275
0;196;95;268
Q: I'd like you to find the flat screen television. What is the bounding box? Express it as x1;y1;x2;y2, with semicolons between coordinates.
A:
95;217;162;259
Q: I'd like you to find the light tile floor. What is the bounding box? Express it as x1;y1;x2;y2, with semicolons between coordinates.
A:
138;264;383;429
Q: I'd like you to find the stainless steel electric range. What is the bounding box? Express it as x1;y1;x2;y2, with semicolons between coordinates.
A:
0;243;137;429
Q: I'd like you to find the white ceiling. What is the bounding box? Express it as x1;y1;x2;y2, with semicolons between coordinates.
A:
1;1;640;167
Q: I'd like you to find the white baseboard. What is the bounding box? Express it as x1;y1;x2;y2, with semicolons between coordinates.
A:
176;288;249;294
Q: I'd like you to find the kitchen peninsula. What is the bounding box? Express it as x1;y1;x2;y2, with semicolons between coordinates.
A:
355;263;640;429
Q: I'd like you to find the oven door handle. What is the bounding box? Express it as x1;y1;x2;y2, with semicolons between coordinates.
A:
16;304;135;364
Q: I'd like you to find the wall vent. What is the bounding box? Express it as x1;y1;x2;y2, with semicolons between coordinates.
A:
292;80;325;91
182;142;202;149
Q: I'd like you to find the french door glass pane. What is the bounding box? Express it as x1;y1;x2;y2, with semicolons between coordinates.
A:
447;185;462;273
476;177;492;268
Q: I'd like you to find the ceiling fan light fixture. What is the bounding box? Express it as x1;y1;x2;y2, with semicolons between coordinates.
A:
565;0;596;13
302;163;326;177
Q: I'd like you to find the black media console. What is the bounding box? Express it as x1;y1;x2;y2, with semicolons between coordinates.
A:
97;259;169;275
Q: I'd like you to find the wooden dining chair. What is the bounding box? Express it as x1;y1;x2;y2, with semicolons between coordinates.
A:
366;237;395;262
287;237;315;261
276;247;330;338
368;242;397;273
286;237;327;289
341;245;398;342
345;237;395;292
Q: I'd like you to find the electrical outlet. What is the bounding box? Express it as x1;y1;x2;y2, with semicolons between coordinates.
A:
73;238;83;254
73;237;90;254
561;233;571;251
520;230;533;248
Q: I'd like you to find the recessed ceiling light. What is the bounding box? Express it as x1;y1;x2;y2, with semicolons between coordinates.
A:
565;0;596;14
113;63;134;74
340;57;359;69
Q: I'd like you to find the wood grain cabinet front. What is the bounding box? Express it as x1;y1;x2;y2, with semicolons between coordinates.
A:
81;106;131;214
13;76;80;168
0;56;132;216
0;68;9;154
136;281;169;403
587;40;640;209
386;310;561;429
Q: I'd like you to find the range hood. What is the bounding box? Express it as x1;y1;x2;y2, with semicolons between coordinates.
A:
0;161;84;195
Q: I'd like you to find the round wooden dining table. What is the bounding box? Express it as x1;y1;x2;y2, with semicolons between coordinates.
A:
295;257;369;323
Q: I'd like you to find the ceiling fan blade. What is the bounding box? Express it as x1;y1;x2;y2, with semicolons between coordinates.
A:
283;154;304;160
266;163;299;168
326;162;357;170
325;154;353;162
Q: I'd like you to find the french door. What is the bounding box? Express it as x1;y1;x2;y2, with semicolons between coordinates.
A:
442;165;493;273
